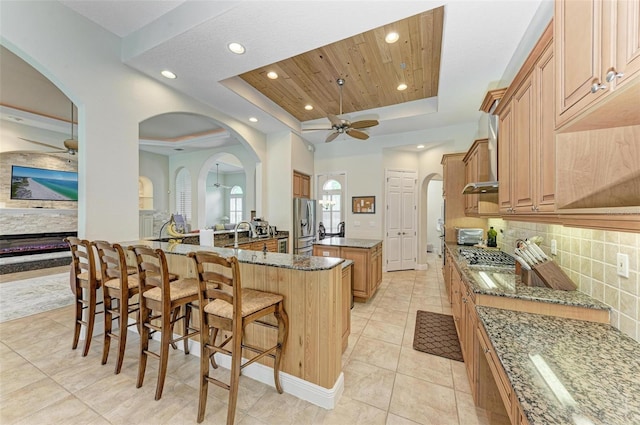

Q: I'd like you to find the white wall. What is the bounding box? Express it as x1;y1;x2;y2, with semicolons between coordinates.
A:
426;180;443;254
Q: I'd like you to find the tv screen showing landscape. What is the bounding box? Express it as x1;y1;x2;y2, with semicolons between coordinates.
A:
10;165;78;201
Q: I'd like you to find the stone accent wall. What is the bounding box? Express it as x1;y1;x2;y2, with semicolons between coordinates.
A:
1;152;77;209
0;208;77;235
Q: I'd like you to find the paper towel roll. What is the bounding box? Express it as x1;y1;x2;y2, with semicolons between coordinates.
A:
199;229;214;247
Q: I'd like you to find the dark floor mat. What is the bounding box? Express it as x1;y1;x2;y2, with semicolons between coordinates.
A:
413;310;463;362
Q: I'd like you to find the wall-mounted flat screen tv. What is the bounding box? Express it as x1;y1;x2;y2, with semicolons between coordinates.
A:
10;165;78;201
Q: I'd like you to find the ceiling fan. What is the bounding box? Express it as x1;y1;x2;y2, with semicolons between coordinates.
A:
304;78;379;143
18;102;79;155
209;163;231;189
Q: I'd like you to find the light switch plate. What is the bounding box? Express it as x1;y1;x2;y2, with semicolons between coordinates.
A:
617;253;629;278
550;239;557;255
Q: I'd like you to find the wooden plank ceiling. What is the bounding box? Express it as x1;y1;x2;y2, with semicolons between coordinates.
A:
239;7;444;122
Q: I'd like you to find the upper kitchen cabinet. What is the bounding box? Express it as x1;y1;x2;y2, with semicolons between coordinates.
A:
293;171;311;198
496;21;556;217
462;139;499;217
555;0;640;132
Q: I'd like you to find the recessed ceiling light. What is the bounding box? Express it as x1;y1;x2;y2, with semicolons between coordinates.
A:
417;144;425;149
304;104;313;111
161;70;177;79
385;32;399;43
267;71;278;79
228;42;245;55
249;117;258;123
397;83;408;91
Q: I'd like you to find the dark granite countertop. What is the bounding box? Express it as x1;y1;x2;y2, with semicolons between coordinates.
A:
314;237;382;249
476;306;640;425
119;240;343;271
445;242;610;311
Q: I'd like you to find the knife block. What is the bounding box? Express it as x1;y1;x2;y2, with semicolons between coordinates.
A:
516;263;546;287
531;260;577;291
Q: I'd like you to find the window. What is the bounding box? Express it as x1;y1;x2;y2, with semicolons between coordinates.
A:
320;179;342;233
230;185;243;224
175;168;191;221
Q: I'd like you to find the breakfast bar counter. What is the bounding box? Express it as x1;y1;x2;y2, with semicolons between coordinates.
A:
120;240;346;408
476;306;640;425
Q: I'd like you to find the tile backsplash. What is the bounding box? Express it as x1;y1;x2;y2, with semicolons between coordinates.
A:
488;218;639;343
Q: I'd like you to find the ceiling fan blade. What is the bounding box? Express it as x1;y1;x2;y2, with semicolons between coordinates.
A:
18;137;66;151
302;127;333;131
327;114;343;128
325;131;340;143
350;119;379;129
64;139;78;151
346;128;369;140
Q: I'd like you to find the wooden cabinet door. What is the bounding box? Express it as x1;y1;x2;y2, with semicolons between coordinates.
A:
555;0;608;127
342;247;370;300
293;171;311;198
498;101;513;214
302;174;311;198
512;74;536;213
615;0;640;90
535;43;556;212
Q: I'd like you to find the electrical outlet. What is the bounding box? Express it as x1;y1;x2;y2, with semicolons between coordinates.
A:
617;253;629;278
550;239;557;255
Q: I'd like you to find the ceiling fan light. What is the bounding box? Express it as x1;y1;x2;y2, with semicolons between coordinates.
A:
228;42;245;55
385;32;399;43
267;71;278;79
161;70;177;79
417;144;425;149
249;117;258;122
397;83;408;91
304;104;313;111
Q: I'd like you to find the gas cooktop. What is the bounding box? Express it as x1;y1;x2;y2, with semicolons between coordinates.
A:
458;247;516;268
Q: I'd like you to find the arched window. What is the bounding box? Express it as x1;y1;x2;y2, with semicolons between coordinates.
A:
230;185;243;224
175;168;191;221
320;179;342;233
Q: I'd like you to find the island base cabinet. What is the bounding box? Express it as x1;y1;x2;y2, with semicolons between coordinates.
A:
341;263;352;352
313;242;382;303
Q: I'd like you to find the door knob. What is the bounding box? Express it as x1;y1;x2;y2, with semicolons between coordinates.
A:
591;82;607;93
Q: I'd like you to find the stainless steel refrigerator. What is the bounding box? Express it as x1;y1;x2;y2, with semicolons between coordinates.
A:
293;198;317;255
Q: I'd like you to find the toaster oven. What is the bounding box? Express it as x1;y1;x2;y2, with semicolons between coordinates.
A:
456;228;483;246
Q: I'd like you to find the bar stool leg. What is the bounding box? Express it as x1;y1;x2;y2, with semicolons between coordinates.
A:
83;287;97;357
101;295;113;365
273;302;289;393
155;307;173;400
226;329;243;425
137;306;150;389
115;299;129;374
72;291;82;350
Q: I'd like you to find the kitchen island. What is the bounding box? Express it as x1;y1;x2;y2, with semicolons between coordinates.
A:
120;240;346;409
313;237;383;302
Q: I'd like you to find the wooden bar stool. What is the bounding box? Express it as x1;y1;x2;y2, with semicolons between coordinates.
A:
129;245;199;400
66;236;101;357
189;251;289;425
93;240;141;374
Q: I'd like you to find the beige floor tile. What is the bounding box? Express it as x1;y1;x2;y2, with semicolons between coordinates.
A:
389;374;458;425
455;390;491;425
451;359;472;393
14;394;111;425
397;346;454;388
370;307;408;328
342;359;395;410
350;314;368;335
0;377;71;424
247;390;326;424
0;351;49;399
362;319;405;345
317;395;387;425
386;413;422;424
350;336;401;371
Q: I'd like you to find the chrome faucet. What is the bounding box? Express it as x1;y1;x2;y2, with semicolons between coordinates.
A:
234;221;256;248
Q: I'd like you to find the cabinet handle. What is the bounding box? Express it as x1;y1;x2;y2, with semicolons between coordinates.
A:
531;206;535;211
591;82;607;93
606;69;624;82
397;232;401;236
484;348;490;354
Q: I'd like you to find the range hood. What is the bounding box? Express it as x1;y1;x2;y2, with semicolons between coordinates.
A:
463;88;504;196
463;181;499;194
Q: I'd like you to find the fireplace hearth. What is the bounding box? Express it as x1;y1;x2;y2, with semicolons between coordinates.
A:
0;232;77;258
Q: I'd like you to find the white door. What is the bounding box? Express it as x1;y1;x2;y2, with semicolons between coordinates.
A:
385;170;417;271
